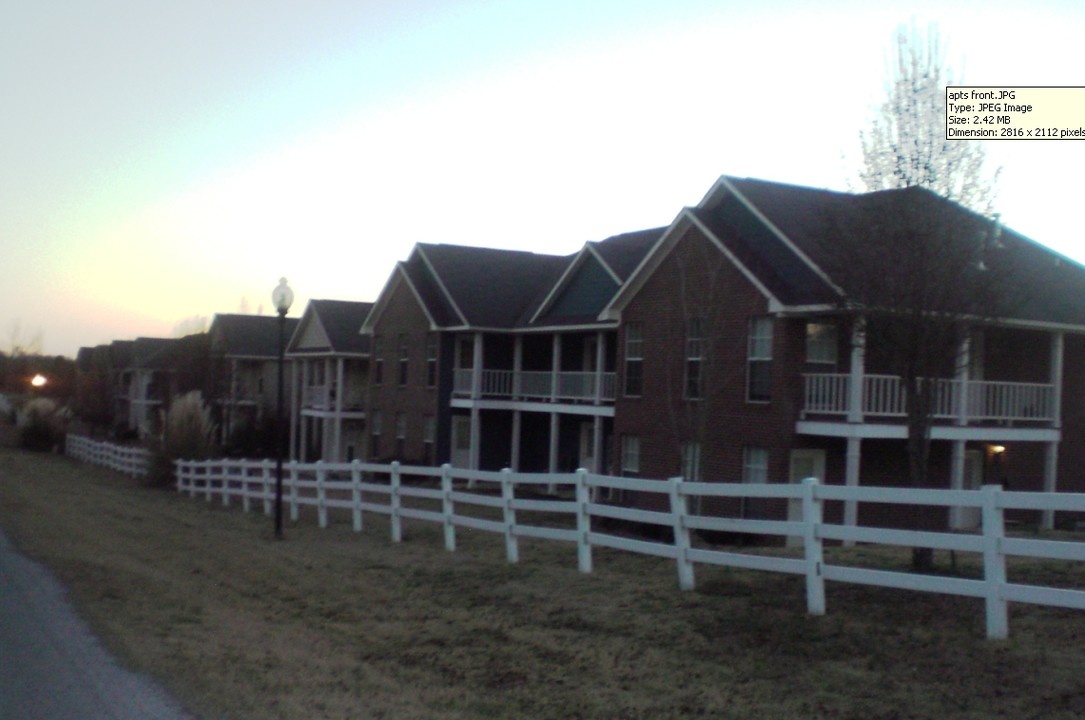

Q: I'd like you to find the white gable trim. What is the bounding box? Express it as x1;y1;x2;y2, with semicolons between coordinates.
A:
360;264;439;334
528;245;620;325
415;245;469;327
716;176;845;298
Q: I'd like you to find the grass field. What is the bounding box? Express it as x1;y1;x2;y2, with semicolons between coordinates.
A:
2;445;1085;719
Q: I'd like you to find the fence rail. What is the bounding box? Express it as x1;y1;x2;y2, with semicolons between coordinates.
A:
65;435;151;477
174;457;1085;639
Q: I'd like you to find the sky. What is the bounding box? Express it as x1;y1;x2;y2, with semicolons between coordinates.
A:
3;0;1084;358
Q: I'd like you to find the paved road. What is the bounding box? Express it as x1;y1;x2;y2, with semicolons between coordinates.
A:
0;528;199;720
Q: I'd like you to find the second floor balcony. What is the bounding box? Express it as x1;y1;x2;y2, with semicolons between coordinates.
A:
302;384;366;412
802;373;1056;426
453;368;617;403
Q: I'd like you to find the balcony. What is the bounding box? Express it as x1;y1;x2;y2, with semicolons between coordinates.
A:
302;384;366;412
802;373;1055;424
453;369;617;403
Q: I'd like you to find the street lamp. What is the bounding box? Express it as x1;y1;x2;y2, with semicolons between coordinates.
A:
272;277;294;539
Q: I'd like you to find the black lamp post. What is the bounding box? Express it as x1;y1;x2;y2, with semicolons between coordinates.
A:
272;277;294;539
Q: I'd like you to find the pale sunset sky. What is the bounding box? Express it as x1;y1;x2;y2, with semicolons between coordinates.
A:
2;0;1083;357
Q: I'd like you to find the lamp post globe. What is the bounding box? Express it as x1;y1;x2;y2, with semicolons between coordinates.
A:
272;278;293;539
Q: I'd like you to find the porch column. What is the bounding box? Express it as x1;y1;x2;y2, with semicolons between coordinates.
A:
289;360;299;461
1042;443;1059;530
324;358;333;460
511;411;521;471
551;334;562;402
513;336;523;400
847;318;866;423
471;333;484;399
949;440;967;530
1043;332;1064;530
955;336;971;426
470;408;481;470
548;412;559;473
594;331;606;405
334;357;344;463
844;436;861;543
592;415;603;474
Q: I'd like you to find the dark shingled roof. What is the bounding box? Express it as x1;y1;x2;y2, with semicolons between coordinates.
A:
714;177;1085;326
589;227;666;281
309;300;373;353
415;244;570;328
210;314;301;358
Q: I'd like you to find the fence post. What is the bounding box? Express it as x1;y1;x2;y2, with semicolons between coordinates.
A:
390;461;402;543
289;461;300;523
982;484;1009;639
351;459;363;532
261;459;273;516
668;477;695;591
222;461;232;508
241;462;252;514
803;477;826;616
204;460;214;503
175;460;184;494
442;464;456;551
316;460;328;529
502;468;519;564
575;468;593;574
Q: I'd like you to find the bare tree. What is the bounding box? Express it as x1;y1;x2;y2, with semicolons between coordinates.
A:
858;22;1000;215
7;320;43;357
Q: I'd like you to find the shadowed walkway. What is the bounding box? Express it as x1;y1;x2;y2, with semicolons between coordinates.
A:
0;528;198;720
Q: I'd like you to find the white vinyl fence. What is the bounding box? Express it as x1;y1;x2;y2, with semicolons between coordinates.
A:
65;434;150;477
175;458;1085;640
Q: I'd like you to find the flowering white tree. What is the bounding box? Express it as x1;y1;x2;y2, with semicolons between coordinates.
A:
858;23;1000;215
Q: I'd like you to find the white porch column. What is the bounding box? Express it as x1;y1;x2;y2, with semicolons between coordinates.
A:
949;440;967;530
847;318;866;423
471;333;484;399
548;412;559;473
334;357;344;463
513;336;523;400
551;334;562;402
511;410;522;471
469;408;481;470
955;336;971;426
323;358;333;460
298;361;309;462
289;360;299;461
844;436;861;543
592;415;603;474
1043;332;1064;530
594;331;606;405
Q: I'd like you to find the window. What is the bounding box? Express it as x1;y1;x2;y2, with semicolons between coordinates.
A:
685;317;704;399
426;335;438;388
621;435;640;476
623;323;643;397
743;447;769;484
395;413;406;458
372;337;383;385
423;416;435;464
747;317;773;402
806;323;838;364
397;334;409;386
369;411;382;459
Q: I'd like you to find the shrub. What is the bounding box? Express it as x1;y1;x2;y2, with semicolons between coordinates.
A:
17;398;68;452
147;391;218;487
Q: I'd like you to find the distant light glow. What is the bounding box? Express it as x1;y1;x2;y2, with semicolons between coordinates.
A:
31;374;47;388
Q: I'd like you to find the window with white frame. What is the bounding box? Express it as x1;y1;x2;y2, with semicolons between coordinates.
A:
423;416;435;464
742;447;769;484
372;336;384;385
623;323;643;397
681;442;702;514
805;322;838;365
369;410;382;459
397;334;409;386
747;317;773;402
395;413;406;458
685;317;704;400
426;335;438;388
621;435;640;476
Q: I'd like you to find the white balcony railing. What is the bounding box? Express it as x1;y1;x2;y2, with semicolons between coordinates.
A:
803;374;1055;424
453;369;617;403
302;384;366;411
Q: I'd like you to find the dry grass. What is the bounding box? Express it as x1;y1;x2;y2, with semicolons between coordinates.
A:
2;446;1085;719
